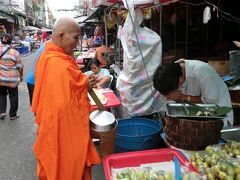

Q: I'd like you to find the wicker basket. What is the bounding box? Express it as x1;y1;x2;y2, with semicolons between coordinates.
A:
165;116;223;151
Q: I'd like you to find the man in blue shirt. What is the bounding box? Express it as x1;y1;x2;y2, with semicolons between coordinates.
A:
26;44;45;105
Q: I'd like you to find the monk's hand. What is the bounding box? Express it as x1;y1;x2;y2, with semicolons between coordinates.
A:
88;74;99;90
165;90;185;101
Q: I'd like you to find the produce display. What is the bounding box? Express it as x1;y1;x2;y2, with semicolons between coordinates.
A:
73;51;81;59
112;160;202;180
115;168;202;180
188;106;232;117
189;141;240;180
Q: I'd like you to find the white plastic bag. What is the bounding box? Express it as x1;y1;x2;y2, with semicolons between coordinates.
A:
117;0;165;116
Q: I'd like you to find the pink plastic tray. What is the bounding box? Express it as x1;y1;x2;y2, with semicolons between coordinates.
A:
103;148;199;180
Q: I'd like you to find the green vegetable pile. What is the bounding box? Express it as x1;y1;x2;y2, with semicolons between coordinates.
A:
73;51;81;59
225;76;240;87
190;141;240;180
115;168;202;180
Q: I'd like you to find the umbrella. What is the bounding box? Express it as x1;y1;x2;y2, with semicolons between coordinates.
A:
22;26;40;31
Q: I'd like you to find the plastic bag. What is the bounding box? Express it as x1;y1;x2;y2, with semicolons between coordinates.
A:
116;0;166;116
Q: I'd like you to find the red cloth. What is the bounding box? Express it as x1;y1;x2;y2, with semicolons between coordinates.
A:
41;31;48;42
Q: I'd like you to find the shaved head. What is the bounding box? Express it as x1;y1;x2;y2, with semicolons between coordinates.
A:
53;17;79;34
51;17;81;55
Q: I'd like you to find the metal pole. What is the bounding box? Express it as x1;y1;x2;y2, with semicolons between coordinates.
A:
174;8;177;56
104;9;108;60
116;2;121;66
185;5;188;58
159;3;162;37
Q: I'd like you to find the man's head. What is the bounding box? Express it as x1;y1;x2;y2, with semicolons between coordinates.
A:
52;17;80;55
1;33;12;45
153;63;182;95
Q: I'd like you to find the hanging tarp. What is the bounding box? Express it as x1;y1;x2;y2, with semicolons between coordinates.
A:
0;11;15;23
21;26;40;31
75;16;97;23
93;0;114;7
41;27;52;33
83;5;107;23
95;0;178;6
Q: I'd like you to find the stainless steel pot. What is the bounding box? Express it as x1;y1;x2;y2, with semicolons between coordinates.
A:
90;110;117;132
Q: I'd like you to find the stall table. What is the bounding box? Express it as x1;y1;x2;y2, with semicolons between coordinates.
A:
91;88;121;110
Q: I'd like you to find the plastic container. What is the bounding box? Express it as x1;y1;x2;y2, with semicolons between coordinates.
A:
103;148;199;180
229;50;240;75
116;118;162;152
21;47;29;54
15;47;22;54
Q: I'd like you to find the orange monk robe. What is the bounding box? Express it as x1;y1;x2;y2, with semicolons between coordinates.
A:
31;42;101;180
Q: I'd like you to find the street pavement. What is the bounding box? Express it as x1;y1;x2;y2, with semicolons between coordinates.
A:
0;51;105;180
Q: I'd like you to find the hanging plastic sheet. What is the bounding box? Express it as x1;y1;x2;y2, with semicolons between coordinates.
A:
116;0;166;116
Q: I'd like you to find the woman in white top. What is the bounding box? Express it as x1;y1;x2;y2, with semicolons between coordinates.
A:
153;59;233;126
85;58;111;88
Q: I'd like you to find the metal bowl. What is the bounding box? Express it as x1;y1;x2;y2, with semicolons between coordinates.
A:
90;110;117;132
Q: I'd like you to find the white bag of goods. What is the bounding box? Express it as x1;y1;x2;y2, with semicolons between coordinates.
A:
117;0;165;116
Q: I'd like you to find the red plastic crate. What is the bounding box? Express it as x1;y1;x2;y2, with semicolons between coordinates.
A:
103;148;199;180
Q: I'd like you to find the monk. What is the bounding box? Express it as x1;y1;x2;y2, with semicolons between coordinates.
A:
31;17;101;180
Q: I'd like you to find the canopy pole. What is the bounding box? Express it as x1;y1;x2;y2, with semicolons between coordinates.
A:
159;3;162;37
104;9;108;60
185;5;188;58
115;2;121;66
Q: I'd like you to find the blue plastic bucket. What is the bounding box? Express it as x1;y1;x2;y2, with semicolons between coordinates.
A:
21;47;29;54
116;118;162;153
15;47;22;54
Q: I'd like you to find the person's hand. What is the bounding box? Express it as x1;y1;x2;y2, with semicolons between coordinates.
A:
88;74;100;90
95;83;102;89
165;90;185;101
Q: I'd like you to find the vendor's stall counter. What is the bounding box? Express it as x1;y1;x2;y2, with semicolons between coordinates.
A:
91;88;121;110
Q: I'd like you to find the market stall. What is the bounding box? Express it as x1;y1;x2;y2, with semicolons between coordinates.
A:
84;1;240;179
98;125;240;180
85;0;240;175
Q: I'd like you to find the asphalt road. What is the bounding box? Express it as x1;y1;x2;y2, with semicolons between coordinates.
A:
0;51;105;180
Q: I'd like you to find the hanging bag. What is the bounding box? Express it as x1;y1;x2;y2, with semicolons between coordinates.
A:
116;0;166;116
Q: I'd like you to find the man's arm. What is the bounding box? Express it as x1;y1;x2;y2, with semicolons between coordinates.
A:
166;90;202;103
16;55;23;81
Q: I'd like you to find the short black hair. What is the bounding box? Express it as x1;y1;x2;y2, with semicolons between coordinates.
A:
87;58;100;69
1;33;12;45
153;63;182;95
